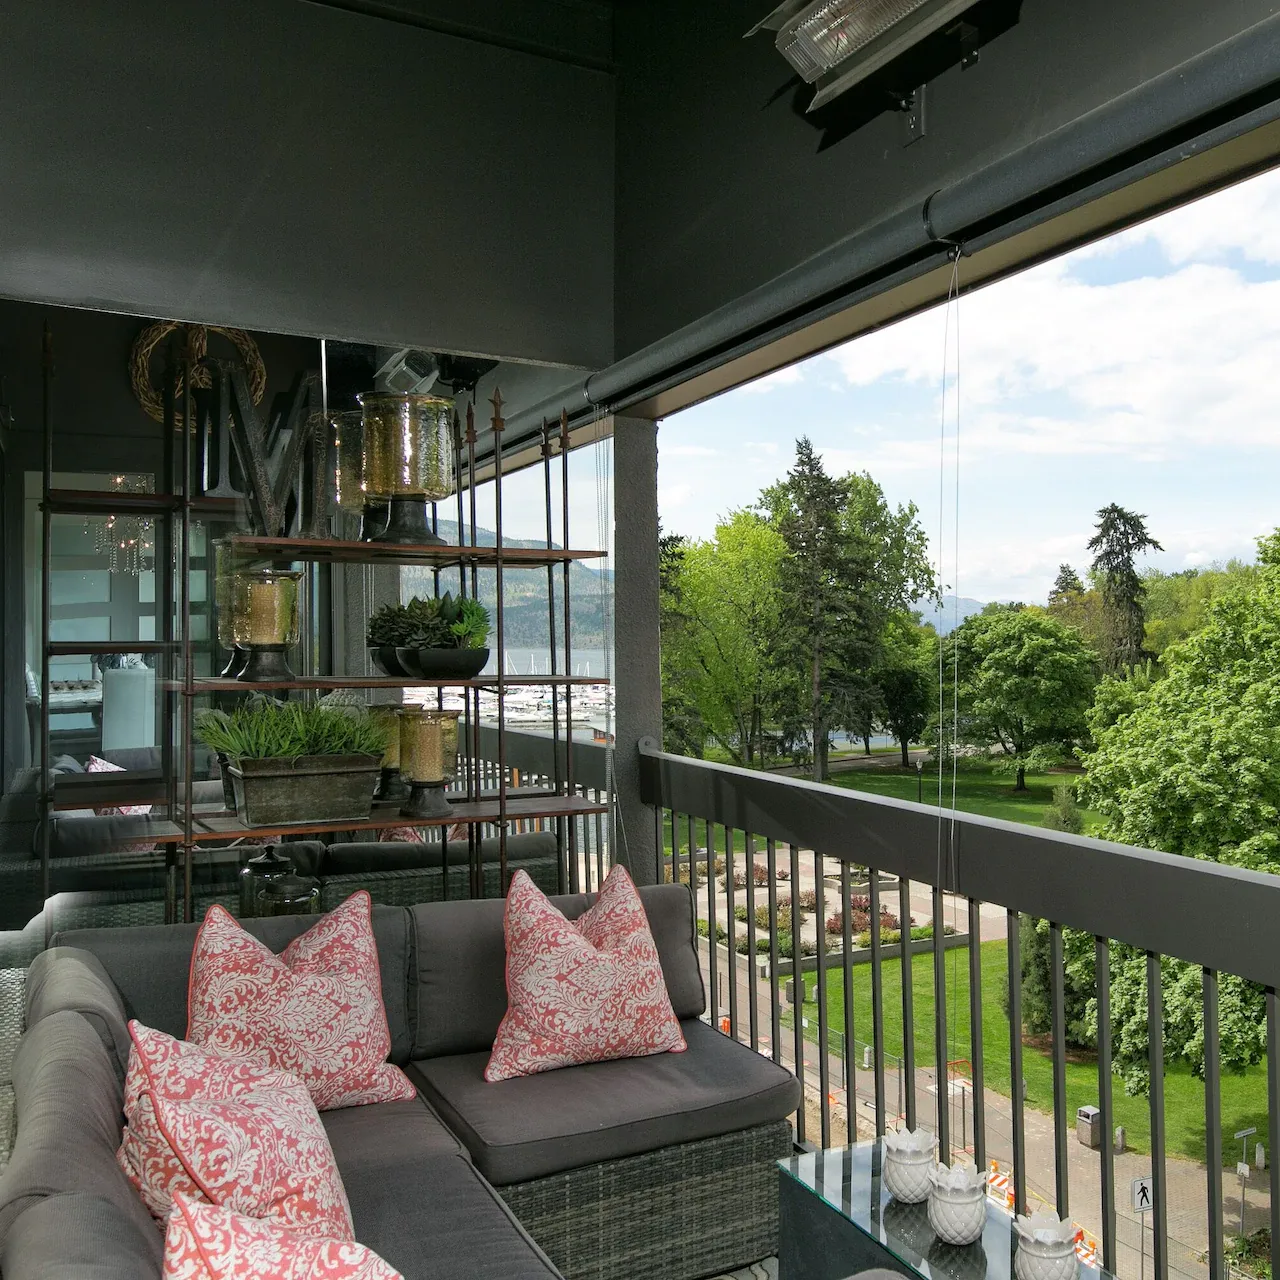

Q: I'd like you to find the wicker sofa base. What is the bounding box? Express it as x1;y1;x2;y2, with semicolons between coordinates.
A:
497;1119;793;1280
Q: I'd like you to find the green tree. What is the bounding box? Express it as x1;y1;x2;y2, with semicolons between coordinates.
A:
1088;505;1163;671
943;610;1097;790
1078;530;1280;1088
660;512;786;766
1141;561;1257;658
875;616;937;767
658;532;705;756
763;440;934;781
1048;564;1084;604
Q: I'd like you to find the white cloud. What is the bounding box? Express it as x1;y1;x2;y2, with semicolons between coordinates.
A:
659;480;693;510
661;444;718;457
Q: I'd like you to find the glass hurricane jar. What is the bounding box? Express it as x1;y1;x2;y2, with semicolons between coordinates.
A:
398;708;462;818
213;541;247;678
358;392;455;545
231;568;302;682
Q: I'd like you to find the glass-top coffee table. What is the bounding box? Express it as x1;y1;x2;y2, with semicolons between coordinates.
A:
778;1141;1109;1280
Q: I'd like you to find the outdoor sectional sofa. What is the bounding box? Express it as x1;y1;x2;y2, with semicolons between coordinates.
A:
0;883;801;1280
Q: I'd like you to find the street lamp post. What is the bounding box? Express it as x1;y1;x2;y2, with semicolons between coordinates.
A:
916;759;924;804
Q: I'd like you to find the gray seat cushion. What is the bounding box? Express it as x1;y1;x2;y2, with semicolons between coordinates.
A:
408;1019;802;1185
0;1012;161;1262
322;831;558;875
409;883;705;1059
54;903;414;1064
321;1102;559;1280
0;1192;164;1280
25;947;131;1085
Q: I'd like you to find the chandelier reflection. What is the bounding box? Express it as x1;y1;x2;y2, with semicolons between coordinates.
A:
84;475;155;576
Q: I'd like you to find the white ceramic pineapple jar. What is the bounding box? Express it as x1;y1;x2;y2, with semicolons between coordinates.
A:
927;1162;987;1246
1014;1211;1079;1280
881;1126;937;1204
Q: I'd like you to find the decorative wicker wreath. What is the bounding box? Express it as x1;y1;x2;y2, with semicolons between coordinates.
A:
129;321;267;426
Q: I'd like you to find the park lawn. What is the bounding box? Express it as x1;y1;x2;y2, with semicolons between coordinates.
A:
792;939;1268;1168
829;761;1104;834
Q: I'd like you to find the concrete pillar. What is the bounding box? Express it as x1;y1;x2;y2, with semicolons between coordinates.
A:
611;413;661;885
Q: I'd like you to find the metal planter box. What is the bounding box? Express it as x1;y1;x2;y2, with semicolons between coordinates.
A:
228;754;381;827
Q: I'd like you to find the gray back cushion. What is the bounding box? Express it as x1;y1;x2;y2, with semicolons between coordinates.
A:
410;882;705;1059
0;1192;164;1280
54;902;414;1065
0;1012;161;1261
25;948;131;1085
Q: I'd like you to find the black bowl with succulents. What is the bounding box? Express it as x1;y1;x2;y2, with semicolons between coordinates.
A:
366;593;491;681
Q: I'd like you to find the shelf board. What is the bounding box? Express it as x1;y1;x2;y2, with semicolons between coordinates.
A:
44;489;179;516
190;793;606;842
52;770;167;810
47;641;176;656
189;674;611;692
223;535;605;568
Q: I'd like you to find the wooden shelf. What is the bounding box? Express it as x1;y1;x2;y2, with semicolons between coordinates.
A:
52;770;167;810
47;641;176;656
44;489;179;516
189;793;605;842
222;535;604;568
189;674;611;692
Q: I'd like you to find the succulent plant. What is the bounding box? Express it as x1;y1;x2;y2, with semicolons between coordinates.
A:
365;594;490;651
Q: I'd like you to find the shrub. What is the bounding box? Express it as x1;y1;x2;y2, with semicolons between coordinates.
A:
796;889;817;912
1042;783;1085;834
734;905;749;923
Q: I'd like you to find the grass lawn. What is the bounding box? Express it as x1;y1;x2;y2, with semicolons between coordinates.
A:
829;761;1104;834
793;939;1268;1168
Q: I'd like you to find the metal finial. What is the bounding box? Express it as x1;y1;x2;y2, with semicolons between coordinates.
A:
489;387;505;431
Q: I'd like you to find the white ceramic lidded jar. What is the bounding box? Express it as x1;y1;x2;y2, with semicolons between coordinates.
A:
1013;1211;1080;1280
927;1162;988;1246
881;1126;937;1204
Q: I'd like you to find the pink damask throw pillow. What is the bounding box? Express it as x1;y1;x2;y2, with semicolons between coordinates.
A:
485;865;686;1082
164;1195;403;1280
86;754;157;851
187;891;415;1110
117;1022;353;1239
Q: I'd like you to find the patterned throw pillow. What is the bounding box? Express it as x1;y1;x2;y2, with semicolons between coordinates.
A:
118;1022;353;1239
485;865;687;1082
187;891;416;1110
164;1195;403;1280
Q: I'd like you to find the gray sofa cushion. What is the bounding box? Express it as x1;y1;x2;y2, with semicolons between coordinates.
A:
321;1095;466;1168
0;1012;160;1255
323;831;558;875
408;1019;801;1185
54;903;415;1064
0;1192;163;1280
25;948;131;1085
410;882;704;1059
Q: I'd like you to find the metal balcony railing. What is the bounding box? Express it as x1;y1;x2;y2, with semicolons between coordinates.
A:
637;739;1280;1280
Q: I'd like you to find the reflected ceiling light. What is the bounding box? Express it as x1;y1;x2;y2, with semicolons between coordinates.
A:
749;0;979;110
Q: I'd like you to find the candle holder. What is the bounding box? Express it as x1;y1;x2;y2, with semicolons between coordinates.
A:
369;706;409;802
232;568;302;682
359;392;454;545
332;409;366;520
213;541;247;678
256;871;321;917
399;708;461;819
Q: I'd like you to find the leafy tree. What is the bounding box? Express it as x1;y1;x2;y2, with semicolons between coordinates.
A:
943;610;1097;790
1088;505;1163;671
1142;562;1256;658
1077;530;1280;1088
875;616;936;767
660;512;786;766
763;440;934;781
658;532;705;756
1049;564;1084;604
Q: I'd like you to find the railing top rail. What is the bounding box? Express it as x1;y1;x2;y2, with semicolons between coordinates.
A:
638;740;1280;988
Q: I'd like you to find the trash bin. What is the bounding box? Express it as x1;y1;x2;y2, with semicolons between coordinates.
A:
1076;1104;1101;1149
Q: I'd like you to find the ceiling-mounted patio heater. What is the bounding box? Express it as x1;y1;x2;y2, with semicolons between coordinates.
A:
749;0;983;111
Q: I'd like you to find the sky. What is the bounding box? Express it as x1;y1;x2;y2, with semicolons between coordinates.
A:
655;165;1280;605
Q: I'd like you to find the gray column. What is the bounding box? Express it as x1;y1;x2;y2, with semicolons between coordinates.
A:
611;413;661;885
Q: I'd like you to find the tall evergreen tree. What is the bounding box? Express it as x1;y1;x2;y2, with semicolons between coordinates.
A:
1087;504;1162;671
1048;563;1084;605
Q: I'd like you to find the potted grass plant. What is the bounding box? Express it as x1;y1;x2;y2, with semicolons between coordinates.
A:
366;593;490;679
195;703;388;827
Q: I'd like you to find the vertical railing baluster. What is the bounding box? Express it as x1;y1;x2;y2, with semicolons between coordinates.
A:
725;827;739;1040
745;833;759;1052
842;860;856;1145
1097;937;1116;1273
899;877;916;1128
1007;910;1026;1214
1268;988;1280;1280
815;850;830;1148
870;868;887;1134
1204;968;1223;1280
790;838;806;1144
932;885;949;1160
1050;922;1069;1217
968;897;985;1170
1148;952;1168;1280
706;821;719;1029
669;809;678;888
767;838;782;1068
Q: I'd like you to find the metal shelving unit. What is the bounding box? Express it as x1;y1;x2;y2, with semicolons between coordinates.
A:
38;331;605;925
